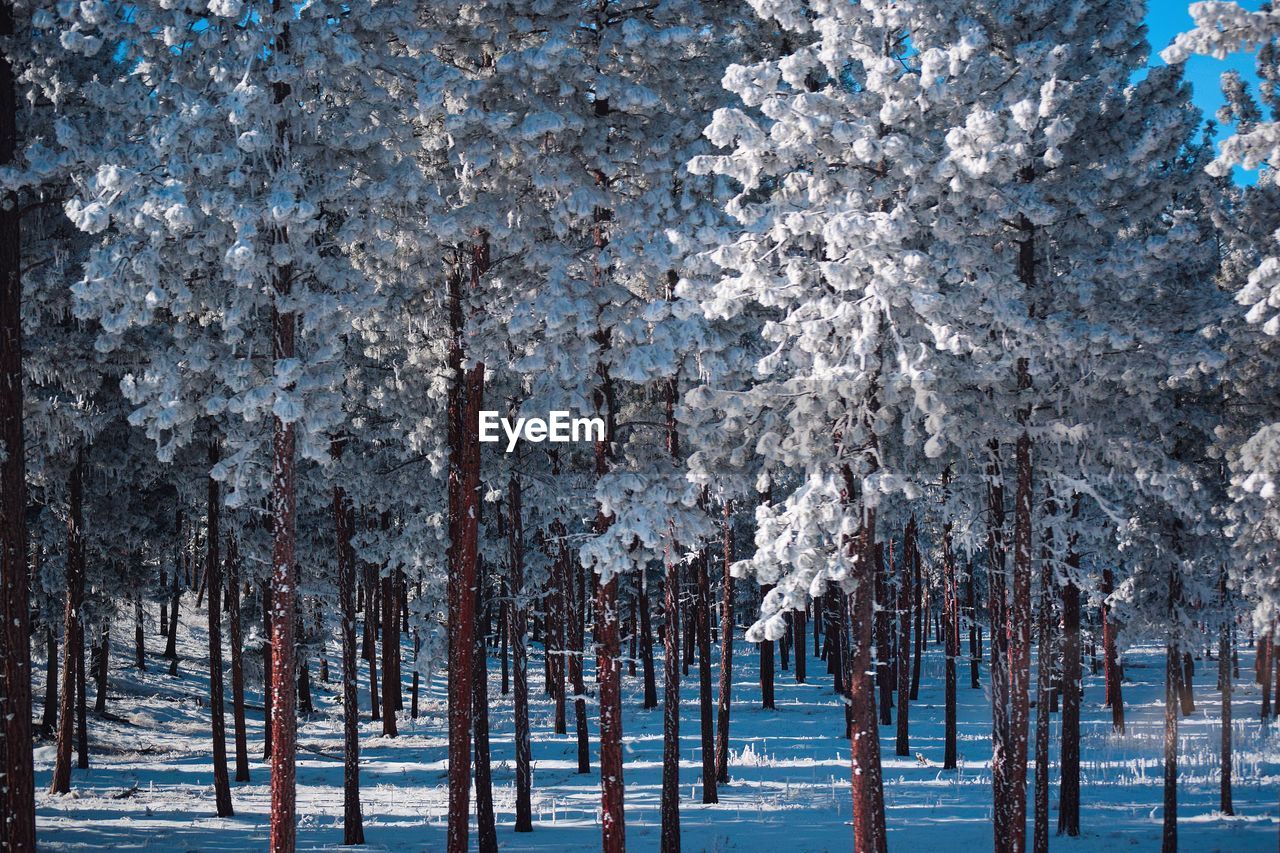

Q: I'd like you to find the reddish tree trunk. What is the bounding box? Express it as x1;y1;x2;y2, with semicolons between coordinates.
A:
1007;350;1034;853
333;459;364;845
75;621;86;770
473;562;497;853
365;557;379;722
226;535;249;783
1101;568;1125;731
760;587;776;711
896;517;915;756
267;32;298;841
41;623;57;739
716;501;735;784
911;540;923;701
846;491;887;853
262;580;273;760
876;542;893;727
1033;511;1054;853
51;452;85;794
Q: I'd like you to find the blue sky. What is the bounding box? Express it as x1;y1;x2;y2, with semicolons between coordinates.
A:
1146;0;1262;131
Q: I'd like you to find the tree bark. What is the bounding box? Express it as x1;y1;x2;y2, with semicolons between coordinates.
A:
226;535;250;783
51;452;85;794
509;475;533;833
1032;512;1053;853
1218;571;1233;817
1008;350;1034;853
0;0;31;836
1058;580;1081;836
473;562;497;853
333;453;364;845
206;441;234;817
267;20;298;844
1102;568;1125;731
911;537;923;702
716;501;735;784
876;542;893;727
986;439;1011;853
896;517;914;757
1163;640;1178;853
845;481;887;853
696;546;717;803
134;595;145;672
640;563;657;710
92;628;108;715
41;623;57;739
760;586;776;711
381;566;398;737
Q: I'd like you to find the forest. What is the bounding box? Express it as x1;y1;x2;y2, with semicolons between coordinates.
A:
4;0;1280;851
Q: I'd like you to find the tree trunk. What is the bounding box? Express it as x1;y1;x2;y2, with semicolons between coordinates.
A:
473;566;497;853
876;542;893;727
845;487;887;853
381;568;398;737
133;595;145;672
92;628;108;715
661;548;681;852
0;2;32;835
986;440;1011;853
262;580;273;760
206;442;234;817
716;501;735;784
639;563;657;710
1181;652;1195;716
760;586;776;711
911;539;923;702
164;555;180;661
896;517;914;757
1102;568;1125;731
1219;598;1233;817
41;624;57;739
696;547;717;803
1032;511;1053;853
51;452;85;794
794;607;806;684
1007;350;1034;853
366;558;380;722
445;235;484;853
267;30;298;844
569;544;590;774
968;568;981;690
226;535;249;783
1058;580;1081;836
75;620;87;770
942;507;958;771
333;459;364;845
1163;640;1179;853
509;476;533;833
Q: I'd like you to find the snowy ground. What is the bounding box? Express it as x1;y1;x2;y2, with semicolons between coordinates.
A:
30;605;1280;852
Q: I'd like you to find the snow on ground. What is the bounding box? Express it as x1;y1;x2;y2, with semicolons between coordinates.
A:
30;604;1280;851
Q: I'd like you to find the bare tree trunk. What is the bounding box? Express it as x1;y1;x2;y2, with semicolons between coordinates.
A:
760;586;776;711
845;483;887;853
1058;579;1081;836
911;539;923;701
876;542;893;727
134;595;145;671
0;4;30;835
91;628;107;715
1181;652;1196;716
261;580;273;760
1102;568;1125;731
381;567;398;737
715;501;735;784
1163;640;1179;853
445;234;485;853
51;452;85;794
568;542;590;774
968;567;981;689
1008;345;1034;853
896;517;914;757
1215;572;1233;818
164;554;180;661
365;557;380;722
206;441;233;817
75;620;87;770
794;606;806;684
226;535;249;783
639;563;657;710
41;623;57;739
661;547;681;852
943;512;958;771
1032;507;1054;853
696;547;717;803
267;25;298;844
986;441;1011;853
509;476;533;833
473;565;497;853
333;457;364;845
